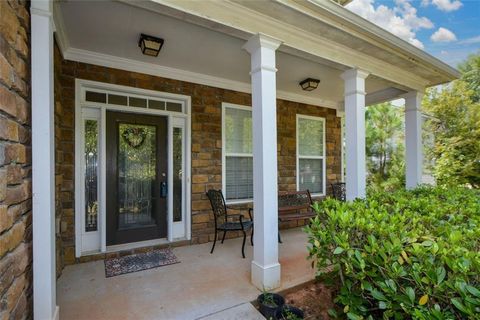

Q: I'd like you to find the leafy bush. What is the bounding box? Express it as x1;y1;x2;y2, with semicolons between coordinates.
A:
305;186;480;319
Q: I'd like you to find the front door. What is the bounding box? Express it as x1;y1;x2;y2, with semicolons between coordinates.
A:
106;111;168;245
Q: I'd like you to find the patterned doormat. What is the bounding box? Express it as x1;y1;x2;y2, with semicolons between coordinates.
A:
104;248;180;278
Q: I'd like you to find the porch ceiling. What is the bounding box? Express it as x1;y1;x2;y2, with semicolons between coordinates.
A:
54;0;408;109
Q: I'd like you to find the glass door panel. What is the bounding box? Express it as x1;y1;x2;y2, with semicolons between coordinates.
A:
118;123;157;230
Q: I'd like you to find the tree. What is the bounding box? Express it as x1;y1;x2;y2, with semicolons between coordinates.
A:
458;52;480;103
423;79;480;188
365;102;405;191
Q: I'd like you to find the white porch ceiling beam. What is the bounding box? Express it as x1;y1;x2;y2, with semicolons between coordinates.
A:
244;33;282;290
341;68;369;200
31;0;59;319
365;87;407;106
403;91;424;189
149;0;429;91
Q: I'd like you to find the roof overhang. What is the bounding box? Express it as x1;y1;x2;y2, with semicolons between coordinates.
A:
331;0;354;5
305;0;460;83
135;0;458;90
53;0;460;110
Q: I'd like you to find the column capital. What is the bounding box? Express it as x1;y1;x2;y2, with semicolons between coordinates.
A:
31;0;53;15
402;91;424;112
340;68;370;81
401;90;424;100
243;33;282;54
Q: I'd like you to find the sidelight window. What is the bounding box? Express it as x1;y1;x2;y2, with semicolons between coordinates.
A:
84;119;99;232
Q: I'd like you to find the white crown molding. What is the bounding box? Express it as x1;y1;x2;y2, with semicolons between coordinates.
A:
64;47;251;92
277;90;339;110
52;2;69;57
63;47;339;109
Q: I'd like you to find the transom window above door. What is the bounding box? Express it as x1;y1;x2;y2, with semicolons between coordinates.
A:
84;89;185;113
222;103;253;202
297;115;326;196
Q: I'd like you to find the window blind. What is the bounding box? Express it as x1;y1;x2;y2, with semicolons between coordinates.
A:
297;116;325;194
224;106;253;200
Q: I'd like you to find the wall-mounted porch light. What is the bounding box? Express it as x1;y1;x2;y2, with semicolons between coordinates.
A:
299;78;320;91
138;33;164;57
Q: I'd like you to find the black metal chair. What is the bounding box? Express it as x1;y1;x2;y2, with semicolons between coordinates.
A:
206;189;253;258
331;182;346;201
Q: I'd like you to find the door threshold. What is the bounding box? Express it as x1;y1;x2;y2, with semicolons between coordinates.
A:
77;237;190;261
107;238;173;253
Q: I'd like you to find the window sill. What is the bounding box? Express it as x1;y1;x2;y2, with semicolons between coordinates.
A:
309;193;326;198
225;199;253;205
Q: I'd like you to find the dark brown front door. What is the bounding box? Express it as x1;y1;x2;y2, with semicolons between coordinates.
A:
106;111;168;245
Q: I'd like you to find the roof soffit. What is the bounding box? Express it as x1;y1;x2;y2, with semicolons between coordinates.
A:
141;0;430;91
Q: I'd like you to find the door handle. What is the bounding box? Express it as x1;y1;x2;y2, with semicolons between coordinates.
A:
160;182;168;198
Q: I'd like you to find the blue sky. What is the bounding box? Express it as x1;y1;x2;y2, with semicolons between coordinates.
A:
346;0;480;67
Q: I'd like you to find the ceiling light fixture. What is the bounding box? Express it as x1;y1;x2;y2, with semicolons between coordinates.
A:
299;78;320;91
138;33;164;57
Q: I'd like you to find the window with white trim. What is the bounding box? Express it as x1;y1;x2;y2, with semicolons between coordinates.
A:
297;115;326;195
222;104;253;202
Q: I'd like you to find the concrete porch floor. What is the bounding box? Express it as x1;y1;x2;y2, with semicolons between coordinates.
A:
57;228;315;320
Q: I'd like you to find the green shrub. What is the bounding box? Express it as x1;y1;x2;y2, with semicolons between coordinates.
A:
305;186;480;319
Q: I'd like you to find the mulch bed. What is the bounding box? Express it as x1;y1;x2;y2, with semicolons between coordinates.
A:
281;281;337;320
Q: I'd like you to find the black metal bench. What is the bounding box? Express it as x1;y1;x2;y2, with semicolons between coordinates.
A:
277;190;316;242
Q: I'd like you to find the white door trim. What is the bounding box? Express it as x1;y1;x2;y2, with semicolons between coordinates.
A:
74;79;192;257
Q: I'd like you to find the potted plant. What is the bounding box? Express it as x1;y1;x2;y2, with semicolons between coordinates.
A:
257;289;285;319
275;305;304;320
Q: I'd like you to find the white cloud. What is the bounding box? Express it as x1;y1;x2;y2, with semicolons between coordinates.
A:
430;27;457;42
458;35;480;45
422;0;463;12
420;0;430;6
432;0;463;11
346;0;434;49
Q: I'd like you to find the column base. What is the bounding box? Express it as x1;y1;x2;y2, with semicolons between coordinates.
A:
251;260;281;290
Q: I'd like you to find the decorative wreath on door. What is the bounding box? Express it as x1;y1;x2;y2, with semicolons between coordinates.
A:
122;127;146;148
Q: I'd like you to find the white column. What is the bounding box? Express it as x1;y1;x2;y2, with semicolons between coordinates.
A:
31;1;59;319
404;91;424;189
341;69;369;200
243;33;282;290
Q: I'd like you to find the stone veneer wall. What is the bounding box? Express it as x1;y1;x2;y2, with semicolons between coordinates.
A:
0;0;33;318
54;48;342;266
